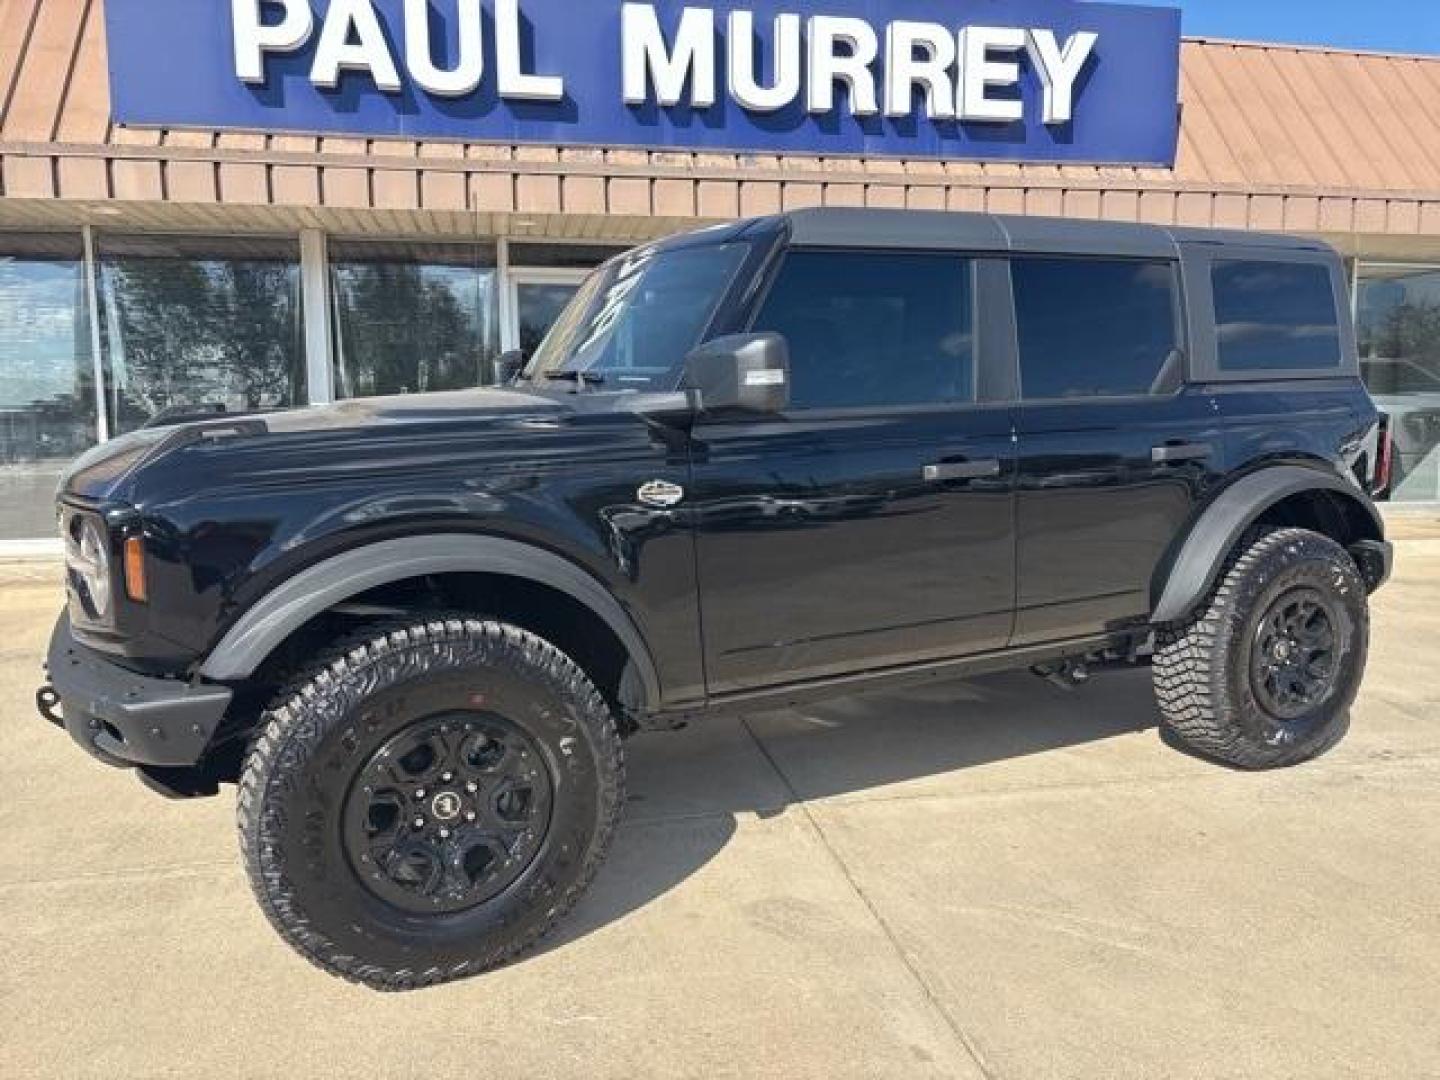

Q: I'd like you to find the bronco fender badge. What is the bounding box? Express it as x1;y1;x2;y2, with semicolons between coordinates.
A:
637;480;685;508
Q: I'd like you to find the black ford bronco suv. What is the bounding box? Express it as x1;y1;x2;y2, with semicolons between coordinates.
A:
39;209;1392;990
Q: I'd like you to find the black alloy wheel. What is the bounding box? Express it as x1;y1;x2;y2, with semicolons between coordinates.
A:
238;617;625;991
1153;527;1370;769
1249;588;1342;721
344;713;555;914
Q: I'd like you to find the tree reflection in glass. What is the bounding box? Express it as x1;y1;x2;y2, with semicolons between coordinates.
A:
1358;268;1440;503
98;236;304;433
0;235;96;539
329;241;498;399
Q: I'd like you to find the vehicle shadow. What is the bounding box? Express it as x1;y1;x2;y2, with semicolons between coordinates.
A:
536;665;1162;960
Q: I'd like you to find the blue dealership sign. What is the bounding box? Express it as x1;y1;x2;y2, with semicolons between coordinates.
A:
104;0;1181;165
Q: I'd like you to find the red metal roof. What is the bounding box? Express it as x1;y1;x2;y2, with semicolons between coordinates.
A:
1;0;1437;248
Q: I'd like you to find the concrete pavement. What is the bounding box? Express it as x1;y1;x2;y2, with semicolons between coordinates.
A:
2;522;1438;1079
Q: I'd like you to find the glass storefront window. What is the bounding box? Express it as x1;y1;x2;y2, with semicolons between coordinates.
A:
330;240;499;398
97;235;305;433
0;234;96;541
512;277;587;356
1358;265;1440;502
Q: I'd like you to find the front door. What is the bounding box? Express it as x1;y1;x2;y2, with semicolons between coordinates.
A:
689;250;1017;695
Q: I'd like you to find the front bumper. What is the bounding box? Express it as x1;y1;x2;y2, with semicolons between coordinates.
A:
40;613;233;769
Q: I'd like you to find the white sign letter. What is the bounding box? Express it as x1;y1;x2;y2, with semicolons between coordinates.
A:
1026;29;1098;125
623;5;717;108
957;26;1025;123
497;0;565;100
232;0;313;84
884;21;956;120
728;11;801;113
806;16;879;117
311;0;402;92
405;0;485;97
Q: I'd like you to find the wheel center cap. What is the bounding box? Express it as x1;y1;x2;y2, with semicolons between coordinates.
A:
1273;640;1293;661
430;791;463;822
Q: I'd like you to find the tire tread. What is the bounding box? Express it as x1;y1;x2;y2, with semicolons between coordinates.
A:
1153;527;1366;770
236;616;624;992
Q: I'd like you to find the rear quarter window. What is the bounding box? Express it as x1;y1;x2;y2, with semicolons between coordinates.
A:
1212;260;1342;372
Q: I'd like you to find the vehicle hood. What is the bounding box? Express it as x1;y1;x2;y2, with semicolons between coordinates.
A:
260;385;569;433
60;385;597;504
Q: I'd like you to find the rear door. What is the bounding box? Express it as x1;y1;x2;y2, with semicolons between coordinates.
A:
1187;245;1367;482
688;250;1017;695
1009;253;1225;644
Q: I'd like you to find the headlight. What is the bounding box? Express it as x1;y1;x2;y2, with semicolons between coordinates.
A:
65;517;113;620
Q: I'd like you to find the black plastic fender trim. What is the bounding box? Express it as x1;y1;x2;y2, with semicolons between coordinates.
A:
1151;465;1385;625
198;534;663;708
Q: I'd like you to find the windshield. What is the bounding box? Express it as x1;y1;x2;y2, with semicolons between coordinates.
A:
526;241;750;391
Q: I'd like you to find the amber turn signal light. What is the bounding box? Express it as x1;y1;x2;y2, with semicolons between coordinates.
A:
123;536;148;603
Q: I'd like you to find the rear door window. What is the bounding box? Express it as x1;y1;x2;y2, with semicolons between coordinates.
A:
752;252;974;410
1013;258;1181;399
1212;260;1342;372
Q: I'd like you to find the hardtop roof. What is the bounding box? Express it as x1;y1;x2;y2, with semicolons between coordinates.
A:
754;208;1336;258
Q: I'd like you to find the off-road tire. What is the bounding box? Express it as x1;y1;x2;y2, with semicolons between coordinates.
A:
1153;527;1369;769
237;617;624;991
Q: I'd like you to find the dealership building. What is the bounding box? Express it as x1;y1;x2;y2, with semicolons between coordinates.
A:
2;0;1439;548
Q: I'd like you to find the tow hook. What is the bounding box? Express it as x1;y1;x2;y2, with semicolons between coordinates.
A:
36;685;64;728
1033;659;1091;691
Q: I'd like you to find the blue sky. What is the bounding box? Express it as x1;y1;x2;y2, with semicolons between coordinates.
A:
1103;0;1440;55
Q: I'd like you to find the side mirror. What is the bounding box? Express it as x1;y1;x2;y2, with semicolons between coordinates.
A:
681;333;790;415
495;349;525;386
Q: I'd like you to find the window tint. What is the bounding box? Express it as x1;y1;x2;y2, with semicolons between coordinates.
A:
1213;260;1341;372
1013;258;1180;399
752;252;973;409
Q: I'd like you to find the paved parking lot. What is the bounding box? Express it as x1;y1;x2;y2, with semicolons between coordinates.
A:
3;519;1438;1079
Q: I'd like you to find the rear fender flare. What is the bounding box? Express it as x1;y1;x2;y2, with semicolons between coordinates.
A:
198;534;662;708
1151;465;1383;625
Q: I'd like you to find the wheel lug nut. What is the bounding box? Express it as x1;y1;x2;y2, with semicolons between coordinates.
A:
465;781;478;793
442;772;454;783
439;828;451;839
415;788;426;799
465;811;477;822
414;817;425;828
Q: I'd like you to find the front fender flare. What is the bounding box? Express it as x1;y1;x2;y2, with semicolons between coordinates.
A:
1151;465;1384;625
198;534;662;707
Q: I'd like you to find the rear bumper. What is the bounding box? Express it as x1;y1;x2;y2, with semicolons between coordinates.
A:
40;613;233;769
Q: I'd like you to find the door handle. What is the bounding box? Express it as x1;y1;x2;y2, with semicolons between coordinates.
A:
923;459;1001;482
1151;442;1213;465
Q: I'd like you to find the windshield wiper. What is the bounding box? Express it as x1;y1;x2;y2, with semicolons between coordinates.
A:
541;370;607;389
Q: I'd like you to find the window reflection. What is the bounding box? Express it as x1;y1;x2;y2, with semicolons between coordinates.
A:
0;234;95;540
330;240;499;398
97;235;305;433
515;283;581;356
1358;266;1440;502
